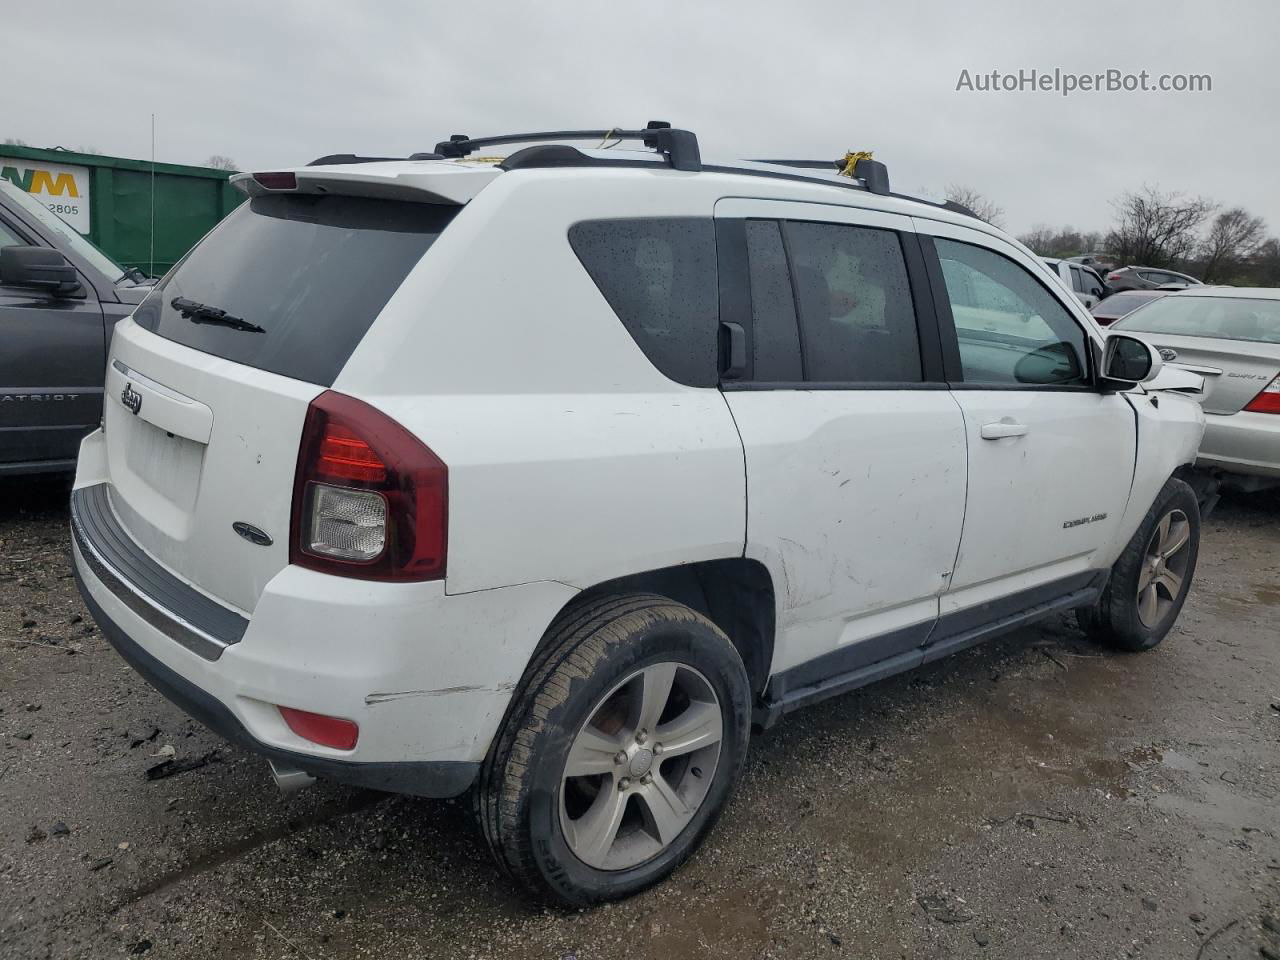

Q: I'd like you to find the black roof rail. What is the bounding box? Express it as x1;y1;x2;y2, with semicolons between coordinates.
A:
750;156;891;195
433;121;701;172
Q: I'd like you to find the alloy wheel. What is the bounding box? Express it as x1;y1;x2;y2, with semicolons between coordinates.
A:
1136;508;1192;628
559;661;723;871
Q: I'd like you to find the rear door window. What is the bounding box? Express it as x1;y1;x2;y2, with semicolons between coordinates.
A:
568;218;719;387
133;194;455;386
783;221;923;383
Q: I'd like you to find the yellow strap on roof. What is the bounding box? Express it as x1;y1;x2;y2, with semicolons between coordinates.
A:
838;151;874;178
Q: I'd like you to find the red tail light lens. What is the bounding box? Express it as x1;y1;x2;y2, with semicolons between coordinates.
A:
278;706;359;750
1106;272;1122;282
1244;375;1280;414
291;391;447;580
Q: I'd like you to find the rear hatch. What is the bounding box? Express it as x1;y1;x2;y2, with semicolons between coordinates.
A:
1112;295;1280;414
103;183;461;614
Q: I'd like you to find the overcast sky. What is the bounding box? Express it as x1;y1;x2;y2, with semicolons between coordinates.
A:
4;0;1278;237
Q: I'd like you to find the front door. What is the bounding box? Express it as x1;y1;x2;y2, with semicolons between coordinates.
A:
917;219;1136;619
715;199;968;693
0;217;105;469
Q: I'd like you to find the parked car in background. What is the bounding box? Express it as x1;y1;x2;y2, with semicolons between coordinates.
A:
69;126;1206;905
0;179;152;476
1112;288;1280;491
1105;265;1203;293
1091;289;1169;326
1041;257;1107;308
1068;253;1118;275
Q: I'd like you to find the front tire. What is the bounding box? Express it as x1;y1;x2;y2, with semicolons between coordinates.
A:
474;593;751;905
1078;477;1200;651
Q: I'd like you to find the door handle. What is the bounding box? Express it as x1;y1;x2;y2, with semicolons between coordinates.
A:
980;420;1029;440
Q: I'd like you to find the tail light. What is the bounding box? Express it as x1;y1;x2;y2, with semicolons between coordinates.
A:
1106;272;1122;282
1244;374;1280;414
291;391;447;580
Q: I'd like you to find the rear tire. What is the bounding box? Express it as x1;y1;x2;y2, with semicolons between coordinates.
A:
473;593;751;905
1078;478;1200;651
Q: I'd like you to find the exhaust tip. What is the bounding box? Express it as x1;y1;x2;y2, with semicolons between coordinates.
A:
268;760;317;794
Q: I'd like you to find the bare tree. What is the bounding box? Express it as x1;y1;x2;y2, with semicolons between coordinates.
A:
1199;207;1267;283
3;137;27;147
945;184;1004;228
1105;186;1214;268
206;155;238;171
1017;225;1107;258
1251;238;1280;287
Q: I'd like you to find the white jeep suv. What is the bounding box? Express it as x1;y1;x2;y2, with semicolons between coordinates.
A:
71;124;1206;905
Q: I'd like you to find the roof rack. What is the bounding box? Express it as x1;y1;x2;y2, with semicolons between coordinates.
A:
432;121;701;172
751;157;891;195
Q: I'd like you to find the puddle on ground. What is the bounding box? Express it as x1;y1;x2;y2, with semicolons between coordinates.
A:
1253;585;1280;606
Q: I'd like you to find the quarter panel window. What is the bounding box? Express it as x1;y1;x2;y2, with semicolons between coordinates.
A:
783;221;923;383
935;238;1090;386
744;219;802;381
569;218;719;387
0;219;24;248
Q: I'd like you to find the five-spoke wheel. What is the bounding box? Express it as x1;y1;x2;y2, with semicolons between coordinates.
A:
560;662;723;870
1136;508;1192;629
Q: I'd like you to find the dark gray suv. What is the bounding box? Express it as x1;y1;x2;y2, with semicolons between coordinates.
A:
1104;265;1203;293
0;180;152;476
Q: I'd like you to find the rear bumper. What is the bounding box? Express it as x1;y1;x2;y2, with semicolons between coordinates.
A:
1197;410;1280;480
70;474;578;797
74;559;478;796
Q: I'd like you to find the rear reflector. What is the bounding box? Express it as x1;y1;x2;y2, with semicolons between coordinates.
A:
253;171;298;190
1244;375;1280;414
278;706;359;750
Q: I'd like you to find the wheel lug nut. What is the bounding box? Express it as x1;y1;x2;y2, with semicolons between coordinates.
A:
635;731;648;745
640;773;653;785
653;743;663;755
614;751;627;765
618;777;631;791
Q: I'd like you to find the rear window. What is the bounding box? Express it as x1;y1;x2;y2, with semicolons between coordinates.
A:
1094;291;1161;316
133;195;455;386
568;218;719;387
1112;295;1280;344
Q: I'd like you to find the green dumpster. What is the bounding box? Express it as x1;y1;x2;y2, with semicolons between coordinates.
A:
0;145;244;277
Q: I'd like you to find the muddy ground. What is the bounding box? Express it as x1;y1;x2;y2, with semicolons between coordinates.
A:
1;476;1277;960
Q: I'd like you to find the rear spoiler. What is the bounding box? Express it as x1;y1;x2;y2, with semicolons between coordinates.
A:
230;164;500;205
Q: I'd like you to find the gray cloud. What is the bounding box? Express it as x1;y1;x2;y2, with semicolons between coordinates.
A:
4;0;1277;237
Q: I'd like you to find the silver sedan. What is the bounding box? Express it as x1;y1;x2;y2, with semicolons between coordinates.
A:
1111;288;1280;491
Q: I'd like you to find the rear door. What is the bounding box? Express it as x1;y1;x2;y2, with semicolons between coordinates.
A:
0;210;105;469
916;219;1136;614
99;192;457;613
715;199;967;688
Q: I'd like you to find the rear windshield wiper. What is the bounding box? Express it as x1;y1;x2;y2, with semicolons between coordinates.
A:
170;296;266;334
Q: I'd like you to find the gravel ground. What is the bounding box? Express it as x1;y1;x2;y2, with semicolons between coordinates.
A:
1;476;1277;960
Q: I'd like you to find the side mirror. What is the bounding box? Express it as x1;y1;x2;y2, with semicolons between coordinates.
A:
1101;334;1162;388
0;246;81;296
1014;341;1084;385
